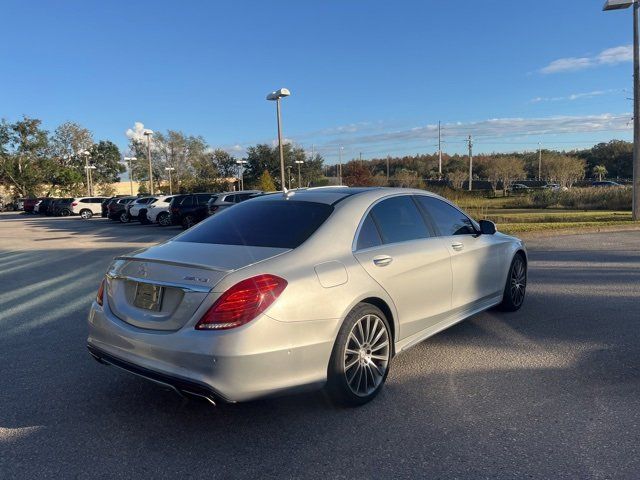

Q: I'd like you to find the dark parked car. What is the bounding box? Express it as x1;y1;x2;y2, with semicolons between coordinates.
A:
102;195;129;217
107;197;137;221
52;198;75;216
22;198;40;213
207;190;263;216
38;197;60;216
170;193;217;229
592;181;622;188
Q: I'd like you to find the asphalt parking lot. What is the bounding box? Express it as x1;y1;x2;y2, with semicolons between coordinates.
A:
1;212;639;479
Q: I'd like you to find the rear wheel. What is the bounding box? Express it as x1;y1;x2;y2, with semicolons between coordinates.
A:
157;212;171;226
79;209;93;219
119;211;130;223
138;209;149;224
326;303;392;407
182;215;195;229
498;253;527;311
60;209;71;217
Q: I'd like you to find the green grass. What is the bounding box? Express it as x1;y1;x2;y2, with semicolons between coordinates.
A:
498;221;637;235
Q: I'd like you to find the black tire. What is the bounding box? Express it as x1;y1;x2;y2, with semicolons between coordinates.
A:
182;215;195;229
325;303;392;407
497;253;527;312
79;209;93;220
157;212;171;227
119;211;130;223
60;209;71;217
138;209;149;224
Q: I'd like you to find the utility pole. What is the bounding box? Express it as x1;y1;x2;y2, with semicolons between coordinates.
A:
124;156;136;195
386;156;390;185
339;146;343;185
438;120;442;178
82;150;91;196
467;135;473;191
538;142;542;181
359;152;362;165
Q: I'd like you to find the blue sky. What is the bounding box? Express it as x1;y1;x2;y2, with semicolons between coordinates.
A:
0;0;634;163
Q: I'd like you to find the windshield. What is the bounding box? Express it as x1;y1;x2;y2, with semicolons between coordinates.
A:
176;200;333;249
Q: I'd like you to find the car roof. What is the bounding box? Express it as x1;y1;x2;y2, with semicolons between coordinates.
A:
250;187;441;206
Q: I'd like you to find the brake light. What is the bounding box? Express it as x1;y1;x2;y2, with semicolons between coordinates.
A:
96;278;105;306
195;274;287;330
71;202;78;206
171;207;179;213
209;206;219;213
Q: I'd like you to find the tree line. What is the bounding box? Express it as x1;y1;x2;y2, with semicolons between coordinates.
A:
1;115;632;197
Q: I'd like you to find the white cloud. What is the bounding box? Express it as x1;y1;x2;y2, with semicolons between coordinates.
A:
530;89;615;103
540;45;632;74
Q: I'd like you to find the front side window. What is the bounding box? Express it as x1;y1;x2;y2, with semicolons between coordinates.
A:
415;196;476;236
368;196;430;245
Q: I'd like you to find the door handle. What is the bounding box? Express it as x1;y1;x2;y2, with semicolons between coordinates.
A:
451;242;464;251
373;255;393;267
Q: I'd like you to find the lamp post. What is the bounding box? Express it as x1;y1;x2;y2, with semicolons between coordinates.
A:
266;88;291;191
286;165;292;189
143;129;154;195
603;0;640;220
295;160;304;188
85;165;97;195
236;160;247;190
124;156;137;195
164;167;175;195
80;150;91;196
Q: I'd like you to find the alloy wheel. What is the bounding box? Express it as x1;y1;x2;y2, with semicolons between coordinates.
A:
344;314;390;397
510;257;526;307
158;213;170;226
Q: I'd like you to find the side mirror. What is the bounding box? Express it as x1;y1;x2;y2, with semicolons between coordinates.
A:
479;219;496;235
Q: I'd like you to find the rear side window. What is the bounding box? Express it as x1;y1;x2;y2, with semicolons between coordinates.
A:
356;214;382;250
415;196;476;236
177;200;334;249
180;196;194;207
196;194;214;205
368;196;430;244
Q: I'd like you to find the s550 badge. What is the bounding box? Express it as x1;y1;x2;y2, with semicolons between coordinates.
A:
183;276;210;283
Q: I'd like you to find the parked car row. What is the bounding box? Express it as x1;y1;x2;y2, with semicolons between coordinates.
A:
98;190;264;229
21;196;109;217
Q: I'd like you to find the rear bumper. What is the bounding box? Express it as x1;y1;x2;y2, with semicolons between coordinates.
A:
87;344;226;405
87;301;338;402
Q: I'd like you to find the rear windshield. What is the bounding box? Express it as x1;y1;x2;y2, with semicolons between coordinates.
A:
176;200;333;249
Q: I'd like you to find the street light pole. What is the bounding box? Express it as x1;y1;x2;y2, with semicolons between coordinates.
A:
124;157;136;195
236;160;247;190
295;160;304;188
467;135;473;191
81;150;91;196
143;129;154;195
538;142;542;181
438;120;443;178
603;0;640;220
164;167;175;195
266;88;291;191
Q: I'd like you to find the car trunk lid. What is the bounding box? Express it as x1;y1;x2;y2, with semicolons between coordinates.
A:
105;242;289;331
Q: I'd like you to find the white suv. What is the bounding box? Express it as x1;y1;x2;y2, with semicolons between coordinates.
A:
126;196;160;223
145;195;177;226
71;197;108;219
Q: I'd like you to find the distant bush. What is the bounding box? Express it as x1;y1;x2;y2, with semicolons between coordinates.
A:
511;187;632;210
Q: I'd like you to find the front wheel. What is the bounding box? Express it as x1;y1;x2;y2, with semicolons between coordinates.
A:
80;209;93;219
326;303;392;407
497;253;527;311
119;212;130;223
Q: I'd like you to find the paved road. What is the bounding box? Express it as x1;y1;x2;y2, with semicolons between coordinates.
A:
1;213;639;479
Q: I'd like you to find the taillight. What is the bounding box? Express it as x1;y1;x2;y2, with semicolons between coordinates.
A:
96;278;105;306
195;274;287;330
71;202;78;206
171;207;179;213
209;206;219;213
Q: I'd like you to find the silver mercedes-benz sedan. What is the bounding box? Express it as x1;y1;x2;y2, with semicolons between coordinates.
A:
87;187;527;406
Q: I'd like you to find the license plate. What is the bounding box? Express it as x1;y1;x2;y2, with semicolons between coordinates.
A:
134;283;164;311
